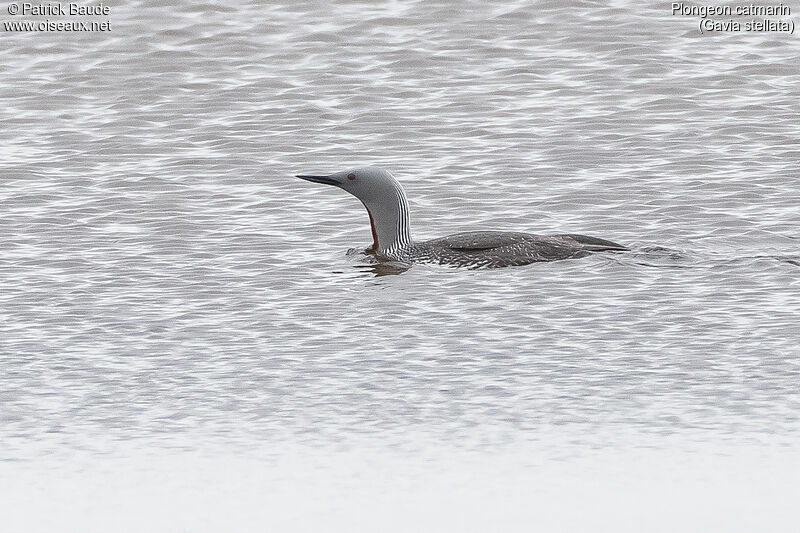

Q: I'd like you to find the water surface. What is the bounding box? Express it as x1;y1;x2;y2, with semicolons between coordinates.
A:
1;1;799;531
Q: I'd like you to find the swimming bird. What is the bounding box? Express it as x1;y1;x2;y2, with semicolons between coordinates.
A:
296;167;627;269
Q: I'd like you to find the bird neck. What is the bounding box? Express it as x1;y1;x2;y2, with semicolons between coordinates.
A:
363;185;412;256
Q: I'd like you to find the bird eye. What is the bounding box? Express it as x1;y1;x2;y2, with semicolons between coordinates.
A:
347;174;356;180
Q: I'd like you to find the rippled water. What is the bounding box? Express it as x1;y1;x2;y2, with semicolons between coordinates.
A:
2;0;799;531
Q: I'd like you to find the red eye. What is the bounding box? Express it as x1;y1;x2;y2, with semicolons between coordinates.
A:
347;174;356;180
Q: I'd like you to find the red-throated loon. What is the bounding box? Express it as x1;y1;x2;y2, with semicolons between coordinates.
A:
296;167;627;269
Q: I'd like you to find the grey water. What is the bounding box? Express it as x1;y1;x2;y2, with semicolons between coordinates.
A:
1;0;799;531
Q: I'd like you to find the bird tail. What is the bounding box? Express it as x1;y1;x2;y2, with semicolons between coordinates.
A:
561;234;628;251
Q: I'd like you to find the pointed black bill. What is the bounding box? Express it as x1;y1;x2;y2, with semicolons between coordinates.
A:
296;174;339;186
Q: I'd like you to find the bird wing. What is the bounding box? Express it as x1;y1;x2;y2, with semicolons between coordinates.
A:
430;232;538;251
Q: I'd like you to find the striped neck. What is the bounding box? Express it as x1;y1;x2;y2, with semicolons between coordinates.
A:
363;180;412;257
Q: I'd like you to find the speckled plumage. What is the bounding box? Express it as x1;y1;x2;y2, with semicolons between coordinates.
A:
403;232;626;269
296;167;627;269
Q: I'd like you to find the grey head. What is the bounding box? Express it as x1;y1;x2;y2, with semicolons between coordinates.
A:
296;167;412;256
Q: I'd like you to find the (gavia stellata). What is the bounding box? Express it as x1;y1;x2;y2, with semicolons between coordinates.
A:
296;167;627;269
